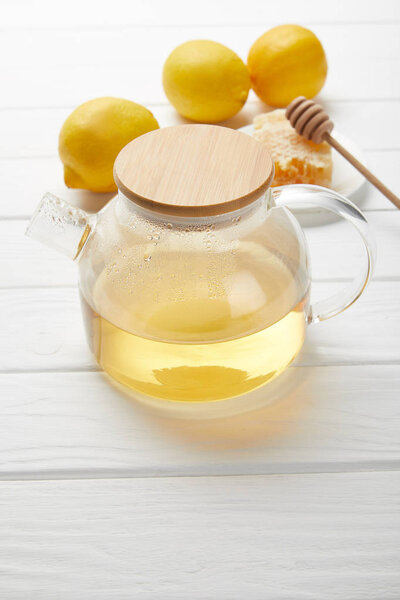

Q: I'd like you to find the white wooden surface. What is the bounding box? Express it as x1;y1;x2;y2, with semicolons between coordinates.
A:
1;1;400;598
1;473;399;600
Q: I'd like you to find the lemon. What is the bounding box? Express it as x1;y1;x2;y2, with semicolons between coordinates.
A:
59;97;159;192
248;25;328;107
162;40;250;123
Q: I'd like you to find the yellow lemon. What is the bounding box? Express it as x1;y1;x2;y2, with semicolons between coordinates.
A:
162;40;250;123
248;25;328;107
59;97;159;192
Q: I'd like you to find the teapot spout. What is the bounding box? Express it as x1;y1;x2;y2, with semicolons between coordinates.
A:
26;193;93;260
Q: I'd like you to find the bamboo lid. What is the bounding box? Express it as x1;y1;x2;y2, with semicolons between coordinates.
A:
113;124;274;216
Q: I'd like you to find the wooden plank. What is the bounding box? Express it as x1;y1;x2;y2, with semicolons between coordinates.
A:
0;286;93;372
1;0;399;28
0;365;399;478
0;157;115;218
1;281;399;372
1;149;398;218
2;210;399;289
1;280;400;372
302;280;400;365
6;24;400;72
361;150;400;208
0;220;79;288
0;102;264;159
1;24;400;109
1;101;398;165
302;210;400;281
0;472;399;599
0;281;399;372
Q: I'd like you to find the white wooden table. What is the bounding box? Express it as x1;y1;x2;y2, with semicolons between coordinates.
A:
1;1;400;598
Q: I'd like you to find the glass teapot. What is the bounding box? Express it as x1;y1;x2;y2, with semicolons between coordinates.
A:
27;124;374;402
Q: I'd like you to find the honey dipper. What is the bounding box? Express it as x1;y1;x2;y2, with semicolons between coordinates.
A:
285;96;400;209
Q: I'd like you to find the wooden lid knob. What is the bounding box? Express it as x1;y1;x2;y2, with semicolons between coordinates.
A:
113;124;274;216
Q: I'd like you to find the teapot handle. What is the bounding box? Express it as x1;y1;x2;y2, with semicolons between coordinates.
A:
271;184;376;324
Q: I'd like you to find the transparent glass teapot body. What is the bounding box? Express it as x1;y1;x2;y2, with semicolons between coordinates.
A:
27;185;374;402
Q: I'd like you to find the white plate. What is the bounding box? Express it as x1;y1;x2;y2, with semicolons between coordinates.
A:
238;124;366;202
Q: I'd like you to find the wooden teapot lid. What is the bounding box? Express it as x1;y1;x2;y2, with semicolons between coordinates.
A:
113;124;274;216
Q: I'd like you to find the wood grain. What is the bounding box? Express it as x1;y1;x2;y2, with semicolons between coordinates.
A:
1;472;399;599
114;125;273;215
2;102;399;163
286;96;400;207
327;134;400;209
0;366;399;479
1;150;398;219
1;2;400;597
2;0;398;28
2;24;400;108
0;281;399;373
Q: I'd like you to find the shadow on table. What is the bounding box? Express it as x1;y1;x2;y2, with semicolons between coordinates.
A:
105;366;313;449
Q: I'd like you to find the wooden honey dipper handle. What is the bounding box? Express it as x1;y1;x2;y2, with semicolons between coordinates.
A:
286;96;400;210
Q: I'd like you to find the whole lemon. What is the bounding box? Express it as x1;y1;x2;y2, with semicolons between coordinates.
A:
162;40;250;123
248;25;328;107
59;97;159;192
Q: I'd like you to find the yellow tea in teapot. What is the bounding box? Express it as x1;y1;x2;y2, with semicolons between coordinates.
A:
80;242;309;402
